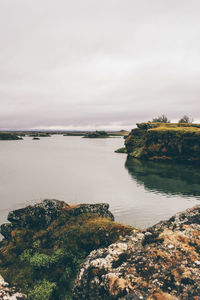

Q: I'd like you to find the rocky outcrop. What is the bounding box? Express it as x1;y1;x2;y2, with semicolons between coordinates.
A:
0;200;114;239
73;205;200;299
69;203;114;221
0;199;131;299
125;123;200;162
0;275;26;299
1;199;67;238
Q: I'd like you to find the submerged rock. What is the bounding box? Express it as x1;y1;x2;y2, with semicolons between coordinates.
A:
73;205;200;299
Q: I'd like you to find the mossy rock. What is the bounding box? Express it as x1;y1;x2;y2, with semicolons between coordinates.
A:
125;123;200;162
0;200;132;299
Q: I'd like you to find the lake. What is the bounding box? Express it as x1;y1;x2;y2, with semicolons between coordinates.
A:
0;135;199;229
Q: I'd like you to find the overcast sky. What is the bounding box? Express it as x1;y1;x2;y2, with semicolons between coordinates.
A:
0;0;200;130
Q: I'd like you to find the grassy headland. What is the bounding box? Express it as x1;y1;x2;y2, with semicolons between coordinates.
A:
125;122;200;162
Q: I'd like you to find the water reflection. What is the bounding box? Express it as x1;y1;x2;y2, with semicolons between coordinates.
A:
125;157;200;199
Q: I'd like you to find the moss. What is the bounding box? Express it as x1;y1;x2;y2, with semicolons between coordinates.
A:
28;280;56;300
148;126;200;134
115;147;127;153
125;123;200;162
0;204;132;299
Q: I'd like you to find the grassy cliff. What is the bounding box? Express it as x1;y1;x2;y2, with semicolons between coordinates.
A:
125;123;200;162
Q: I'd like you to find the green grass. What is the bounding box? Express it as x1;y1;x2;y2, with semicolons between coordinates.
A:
148;126;200;134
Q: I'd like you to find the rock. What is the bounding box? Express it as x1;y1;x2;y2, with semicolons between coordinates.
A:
73;205;200;299
0;223;14;239
69;203;114;221
0;200;114;239
0;200;131;299
0;274;27;299
6;199;67;231
125;123;200;162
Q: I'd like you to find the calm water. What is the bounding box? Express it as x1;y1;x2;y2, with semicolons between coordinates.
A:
0;135;199;229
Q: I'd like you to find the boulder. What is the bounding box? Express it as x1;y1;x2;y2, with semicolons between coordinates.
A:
69;203;114;221
7;199;67;229
73;205;200;299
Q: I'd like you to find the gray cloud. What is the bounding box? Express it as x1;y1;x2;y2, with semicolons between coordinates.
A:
0;0;200;130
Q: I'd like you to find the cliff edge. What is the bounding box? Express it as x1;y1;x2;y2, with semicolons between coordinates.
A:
125;123;200;162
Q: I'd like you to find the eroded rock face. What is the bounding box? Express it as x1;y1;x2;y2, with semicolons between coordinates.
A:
0;199;67;238
0;274;27;299
125;123;200;162
73;206;200;299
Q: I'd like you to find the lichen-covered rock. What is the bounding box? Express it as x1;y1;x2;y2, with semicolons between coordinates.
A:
0;199;131;299
6;199;67;230
0;201;114;239
69;203;114;221
0;274;27;299
73;205;200;299
125;123;200;162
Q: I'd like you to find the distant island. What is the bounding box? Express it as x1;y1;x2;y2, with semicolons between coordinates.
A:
83;130;129;138
0;129;130;140
0;132;23;140
83;130;109;138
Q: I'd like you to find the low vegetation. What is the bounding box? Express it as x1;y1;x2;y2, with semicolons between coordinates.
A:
151;114;170;123
178;115;193;123
125;121;200;162
0;201;132;299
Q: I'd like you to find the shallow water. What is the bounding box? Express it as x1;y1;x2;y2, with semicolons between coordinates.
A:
0;135;199;228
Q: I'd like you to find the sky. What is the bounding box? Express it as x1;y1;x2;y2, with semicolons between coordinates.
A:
0;0;200;130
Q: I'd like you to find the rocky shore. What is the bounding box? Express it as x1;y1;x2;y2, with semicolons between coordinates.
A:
0;200;199;299
73;205;200;299
0;199;131;299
